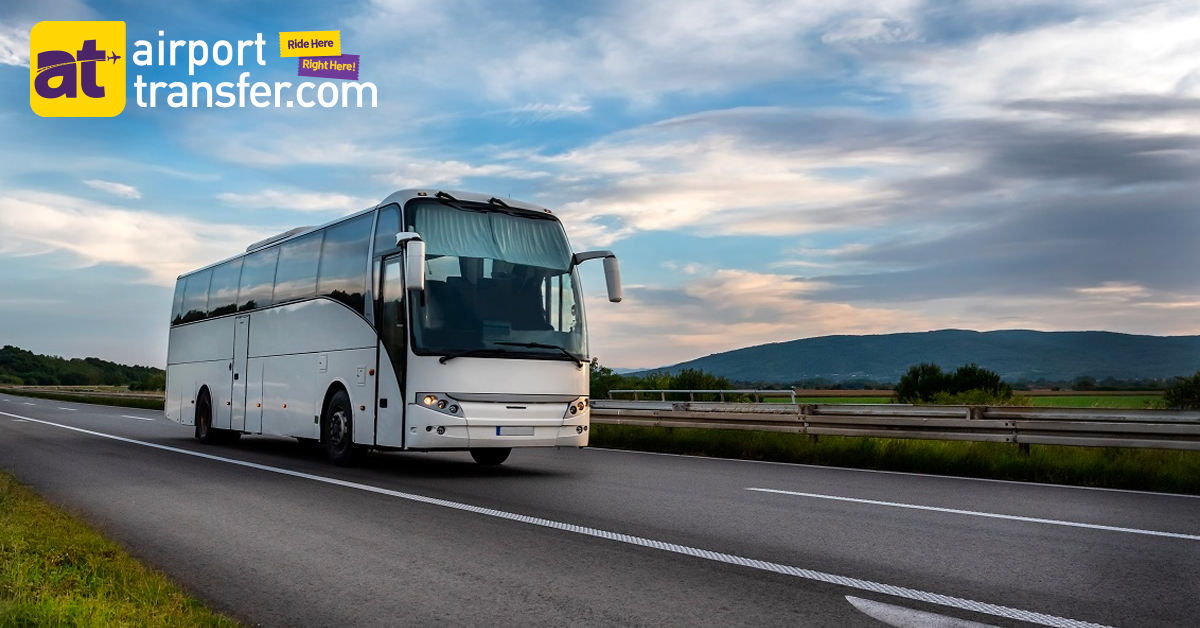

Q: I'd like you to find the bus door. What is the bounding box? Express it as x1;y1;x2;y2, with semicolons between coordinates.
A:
375;255;407;448
230;314;250;431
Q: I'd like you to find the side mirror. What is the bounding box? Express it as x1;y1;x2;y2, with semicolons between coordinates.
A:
572;250;622;303
603;256;622;303
396;232;425;293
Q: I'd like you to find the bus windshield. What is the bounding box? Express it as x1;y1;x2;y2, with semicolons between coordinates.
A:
405;200;587;362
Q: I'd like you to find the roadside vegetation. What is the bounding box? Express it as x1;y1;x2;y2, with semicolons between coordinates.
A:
0;345;163;390
0;471;243;627
0;388;165;411
589;425;1200;494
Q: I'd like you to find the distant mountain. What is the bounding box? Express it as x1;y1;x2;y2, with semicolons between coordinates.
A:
639;330;1200;384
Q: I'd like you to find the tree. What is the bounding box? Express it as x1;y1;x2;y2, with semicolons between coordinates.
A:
1163;371;1200;410
895;362;1012;404
893;363;946;403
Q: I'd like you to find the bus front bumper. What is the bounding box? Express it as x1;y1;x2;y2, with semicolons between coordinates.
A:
404;403;589;449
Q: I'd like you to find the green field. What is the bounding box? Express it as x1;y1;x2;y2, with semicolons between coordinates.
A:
0;472;242;627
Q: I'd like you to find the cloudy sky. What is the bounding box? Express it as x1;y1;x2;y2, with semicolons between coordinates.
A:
2;0;1198;369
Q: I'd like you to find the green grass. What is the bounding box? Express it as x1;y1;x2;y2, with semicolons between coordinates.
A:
0;471;243;628
590;424;1200;495
1021;395;1163;409
0;389;165;411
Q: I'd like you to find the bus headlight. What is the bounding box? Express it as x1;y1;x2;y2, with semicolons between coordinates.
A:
417;393;463;417
563;396;589;419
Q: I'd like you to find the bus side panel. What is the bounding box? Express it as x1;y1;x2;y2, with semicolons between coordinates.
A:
261;353;321;440
165;318;237;428
248;300;377;441
322;347;377;446
374;347;404;448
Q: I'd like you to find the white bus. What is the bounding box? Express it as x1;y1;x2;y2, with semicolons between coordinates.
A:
165;189;621;465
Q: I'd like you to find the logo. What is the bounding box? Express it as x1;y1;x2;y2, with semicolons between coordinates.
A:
29;21;126;117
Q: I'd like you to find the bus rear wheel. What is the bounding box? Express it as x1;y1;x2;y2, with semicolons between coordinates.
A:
470;448;511;466
323;389;364;466
195;391;241;445
195;391;220;444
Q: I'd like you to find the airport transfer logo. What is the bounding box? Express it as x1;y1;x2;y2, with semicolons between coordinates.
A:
29;21;126;117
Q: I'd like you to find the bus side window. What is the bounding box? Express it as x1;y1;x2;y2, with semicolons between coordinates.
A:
208;259;243;317
170;279;186;325
273;232;323;304
318;214;372;314
180;270;212;324
238;247;278;312
373;205;400;255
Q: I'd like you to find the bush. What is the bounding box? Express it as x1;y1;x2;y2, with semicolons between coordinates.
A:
0;374;22;385
893;363;947;403
895;362;1012;404
1163;371;1200;410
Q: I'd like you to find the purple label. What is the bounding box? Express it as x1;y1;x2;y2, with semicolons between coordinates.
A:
297;54;360;80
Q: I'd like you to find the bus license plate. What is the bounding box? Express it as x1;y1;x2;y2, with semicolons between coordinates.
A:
497;426;534;436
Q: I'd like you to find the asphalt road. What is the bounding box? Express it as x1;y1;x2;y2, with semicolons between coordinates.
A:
1;392;1197;628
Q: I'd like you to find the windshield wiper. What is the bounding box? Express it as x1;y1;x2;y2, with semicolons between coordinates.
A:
438;347;517;364
492;341;587;367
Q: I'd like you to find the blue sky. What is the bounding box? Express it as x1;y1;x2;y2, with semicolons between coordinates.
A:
2;0;1199;369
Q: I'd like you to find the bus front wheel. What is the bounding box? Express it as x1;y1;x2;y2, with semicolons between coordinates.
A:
470;448;511;466
324;389;364;466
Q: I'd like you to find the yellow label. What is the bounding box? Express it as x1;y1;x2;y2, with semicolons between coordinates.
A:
278;31;341;57
29;21;126;117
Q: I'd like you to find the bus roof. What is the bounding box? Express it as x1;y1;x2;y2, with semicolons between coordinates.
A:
176;189;559;280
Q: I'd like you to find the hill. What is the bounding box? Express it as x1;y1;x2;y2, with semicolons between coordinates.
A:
641;330;1200;384
0;345;164;389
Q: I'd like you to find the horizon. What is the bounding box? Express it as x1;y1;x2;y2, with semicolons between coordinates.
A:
8;326;1198;372
3;1;1199;368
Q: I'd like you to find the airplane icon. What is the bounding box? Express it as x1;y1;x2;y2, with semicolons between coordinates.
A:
107;52;120;64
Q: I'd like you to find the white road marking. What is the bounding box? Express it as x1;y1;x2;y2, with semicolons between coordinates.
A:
747;488;1200;541
0;410;1114;628
119;414;154;421
847;596;1001;628
10;419;27;423
22;402;35;406
58;407;77;411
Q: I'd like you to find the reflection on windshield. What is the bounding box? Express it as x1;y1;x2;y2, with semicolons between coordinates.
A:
407;201;587;360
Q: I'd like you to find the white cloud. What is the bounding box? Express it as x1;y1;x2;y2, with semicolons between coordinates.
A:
217;189;375;213
900;3;1200;119
84;179;141;199
0;191;267;285
0;23;28;67
585;268;931;367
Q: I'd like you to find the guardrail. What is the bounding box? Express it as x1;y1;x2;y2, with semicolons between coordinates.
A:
590;400;1200;451
608;389;799;403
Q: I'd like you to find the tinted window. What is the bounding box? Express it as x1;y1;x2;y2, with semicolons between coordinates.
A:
272;231;323;304
318;214;372;313
208;259;243;317
170;279;186;325
180;270;211;324
238;247;278;311
374;204;400;255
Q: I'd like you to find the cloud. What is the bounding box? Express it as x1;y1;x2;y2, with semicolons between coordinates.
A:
83;179;141;199
217;189;375;213
584;268;932;367
0;23;28;67
504;99;592;122
0;191;268;285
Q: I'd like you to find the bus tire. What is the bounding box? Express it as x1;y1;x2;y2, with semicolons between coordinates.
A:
323;389;363;466
470;448;511;466
194;391;222;445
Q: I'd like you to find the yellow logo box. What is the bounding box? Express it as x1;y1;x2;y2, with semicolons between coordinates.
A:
279;31;341;57
30;21;126;117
